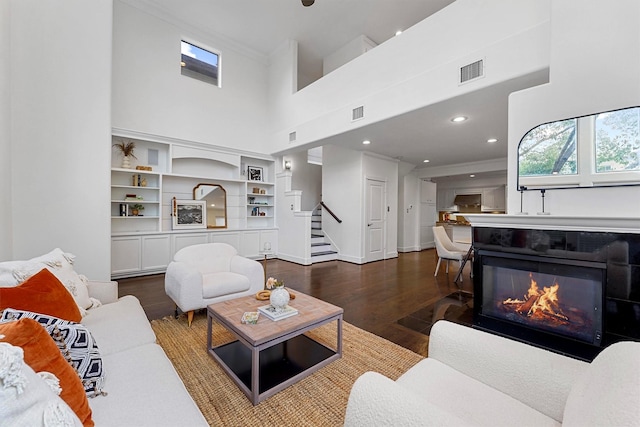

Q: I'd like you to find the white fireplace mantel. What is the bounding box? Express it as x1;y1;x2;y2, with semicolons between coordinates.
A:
464;214;640;234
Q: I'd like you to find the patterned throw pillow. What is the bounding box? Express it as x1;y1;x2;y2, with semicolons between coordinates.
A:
1;309;105;397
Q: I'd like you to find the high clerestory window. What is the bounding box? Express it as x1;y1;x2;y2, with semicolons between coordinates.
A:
180;40;220;87
518;106;640;188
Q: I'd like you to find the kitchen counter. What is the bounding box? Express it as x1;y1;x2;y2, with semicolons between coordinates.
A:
434;222;472;246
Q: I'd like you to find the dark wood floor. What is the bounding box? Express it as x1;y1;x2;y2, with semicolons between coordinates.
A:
117;249;473;356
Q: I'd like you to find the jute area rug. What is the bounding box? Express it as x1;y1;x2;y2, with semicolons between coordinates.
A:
151;313;423;426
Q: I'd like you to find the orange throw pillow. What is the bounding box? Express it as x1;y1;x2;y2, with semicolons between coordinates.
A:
0;268;81;322
0;318;94;426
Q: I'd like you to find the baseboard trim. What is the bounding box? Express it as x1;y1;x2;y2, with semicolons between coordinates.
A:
276;253;312;266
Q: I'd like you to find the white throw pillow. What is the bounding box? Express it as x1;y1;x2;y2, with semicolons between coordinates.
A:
0;248;96;311
0;342;83;427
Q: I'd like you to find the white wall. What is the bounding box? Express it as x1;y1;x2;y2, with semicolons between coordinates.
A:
276;172;309;264
6;0;112;279
268;0;551;153
0;1;11;260
322;35;376;76
508;0;640;216
286;151;322;211
322;145;363;263
322;146;399;263
112;1;269;153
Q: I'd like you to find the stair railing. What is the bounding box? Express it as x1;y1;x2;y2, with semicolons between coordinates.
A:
320;201;342;224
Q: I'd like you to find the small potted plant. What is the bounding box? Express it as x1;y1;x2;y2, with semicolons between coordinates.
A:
113;139;137;169
130;204;144;216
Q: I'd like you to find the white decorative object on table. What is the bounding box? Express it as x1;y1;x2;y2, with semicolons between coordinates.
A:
266;277;289;313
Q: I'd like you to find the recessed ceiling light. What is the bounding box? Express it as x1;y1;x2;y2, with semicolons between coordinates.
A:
487;138;498;143
470;174;475;178
395;30;403;36
423;159;430;163
362;140;371;145
451;116;468;123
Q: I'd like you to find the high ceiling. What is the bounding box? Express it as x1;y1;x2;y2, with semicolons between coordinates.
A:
125;0;548;176
132;0;455;80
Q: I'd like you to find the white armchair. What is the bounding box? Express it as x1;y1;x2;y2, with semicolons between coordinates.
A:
344;320;640;426
164;243;264;326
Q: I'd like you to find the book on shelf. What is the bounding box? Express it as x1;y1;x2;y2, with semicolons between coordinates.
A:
257;304;298;321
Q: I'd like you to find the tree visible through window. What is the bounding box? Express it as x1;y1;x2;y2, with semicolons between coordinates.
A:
180;40;220;87
518;118;577;176
595;107;640;172
518;106;640;188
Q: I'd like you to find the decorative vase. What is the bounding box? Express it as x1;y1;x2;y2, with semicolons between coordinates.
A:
269;286;290;313
121;155;131;169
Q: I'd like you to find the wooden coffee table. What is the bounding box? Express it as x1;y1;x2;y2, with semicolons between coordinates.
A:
206;291;343;405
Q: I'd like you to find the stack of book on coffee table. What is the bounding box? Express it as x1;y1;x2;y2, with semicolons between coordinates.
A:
257;304;298;321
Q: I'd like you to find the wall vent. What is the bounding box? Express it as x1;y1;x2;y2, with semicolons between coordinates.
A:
352;105;364;121
460;59;484;83
289;131;297;143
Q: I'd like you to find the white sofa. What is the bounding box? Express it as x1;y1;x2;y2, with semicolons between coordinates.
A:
80;280;208;426
0;247;207;426
344;320;640;427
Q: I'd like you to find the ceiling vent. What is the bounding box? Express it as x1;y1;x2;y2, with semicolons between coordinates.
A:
352;105;364;121
460;59;484;84
289;131;297;143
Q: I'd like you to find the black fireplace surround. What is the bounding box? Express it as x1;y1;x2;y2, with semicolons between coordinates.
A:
473;226;640;361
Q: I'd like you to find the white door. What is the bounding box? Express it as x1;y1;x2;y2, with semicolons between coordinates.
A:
365;178;386;263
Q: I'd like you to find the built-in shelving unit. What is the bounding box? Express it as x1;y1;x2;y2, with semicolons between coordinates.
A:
110;130;278;278
111;168;162;233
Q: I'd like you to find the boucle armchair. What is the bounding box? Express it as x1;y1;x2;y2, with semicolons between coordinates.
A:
344;320;640;426
165;243;264;325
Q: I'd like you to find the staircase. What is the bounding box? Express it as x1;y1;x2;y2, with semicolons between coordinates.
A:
310;208;338;263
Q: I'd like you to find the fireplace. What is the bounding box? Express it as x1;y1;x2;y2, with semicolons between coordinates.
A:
468;218;640;362
476;251;605;359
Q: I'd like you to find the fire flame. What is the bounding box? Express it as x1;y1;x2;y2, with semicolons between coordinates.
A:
529;282;561;316
503;272;569;322
526;273;539;298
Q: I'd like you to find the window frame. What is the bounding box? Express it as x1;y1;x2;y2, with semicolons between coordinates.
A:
180;38;222;88
517;106;640;189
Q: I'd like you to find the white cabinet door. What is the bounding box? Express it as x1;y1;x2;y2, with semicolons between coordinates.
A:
482;188;495;211
172;233;209;255
493;186;506;210
111;237;141;275
240;231;261;258
210;232;241;251
141;235;171;271
420;180;437;204
437;189;456;210
482;186;506;211
420;225;435;249
420;203;436;249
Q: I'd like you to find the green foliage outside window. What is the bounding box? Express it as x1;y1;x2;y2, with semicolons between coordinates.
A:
595;107;640;172
519;119;577;176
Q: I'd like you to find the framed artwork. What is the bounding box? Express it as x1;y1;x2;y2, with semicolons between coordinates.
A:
247;166;263;182
172;199;207;230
